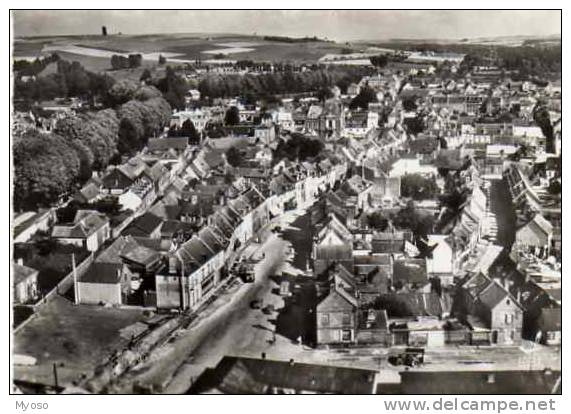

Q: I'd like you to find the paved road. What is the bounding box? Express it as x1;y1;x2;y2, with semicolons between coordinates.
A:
110;208;310;393
489;178;516;249
111;194;560;394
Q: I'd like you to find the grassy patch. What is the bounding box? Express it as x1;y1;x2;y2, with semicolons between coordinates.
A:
13;296;147;385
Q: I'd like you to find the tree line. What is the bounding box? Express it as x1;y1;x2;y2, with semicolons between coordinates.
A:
198;66;373;99
13;54;61;77
13;59;115;108
110;54;143;70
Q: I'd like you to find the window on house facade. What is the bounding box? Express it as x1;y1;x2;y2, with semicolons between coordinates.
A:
505;313;513;325
320;313;329;326
342;313;351;325
341;329;352;342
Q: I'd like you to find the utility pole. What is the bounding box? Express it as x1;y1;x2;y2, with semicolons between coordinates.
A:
52;363;59;388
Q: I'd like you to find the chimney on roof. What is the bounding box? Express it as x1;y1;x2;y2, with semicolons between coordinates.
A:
168;256;177;275
487;373;495;384
289;359;294;366
17;258;23;266
261;352;266;360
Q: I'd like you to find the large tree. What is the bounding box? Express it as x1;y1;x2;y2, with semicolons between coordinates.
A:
224;106;240;126
349;86;377;110
401;173;439;201
13;132;81;210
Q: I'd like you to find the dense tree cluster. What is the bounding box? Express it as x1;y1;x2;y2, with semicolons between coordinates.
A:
110;54;143;70
369;54;389;68
366;211;389;231
402;96;418;112
54;109;120;173
13;54;60;77
403;115;426;135
14;83;171;210
533;103;555;153
154;66;190;110
116;96;171;154
400;173;439;200
224;106;240;126
349;86;377;110
392;201;435;241
273;133;324;163
225;146;242;167
262;35;329;43
13;131;82;209
198;67;372;99
168;119;200;144
13;60;115;106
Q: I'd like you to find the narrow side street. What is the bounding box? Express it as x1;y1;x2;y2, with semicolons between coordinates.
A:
489;178;517;250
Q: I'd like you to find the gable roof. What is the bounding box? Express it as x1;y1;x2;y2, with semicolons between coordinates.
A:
381;292;448;318
478;281;510;310
316;213;352;245
52;210;108;239
13;262;38;285
391;370;561;395
317;287;358;311
120;243;161;268
528;214;553;236
81;262;124;284
119;156;148;180
74;182;100;203
122;212;163;237
101;167;134;190
190;356;377;394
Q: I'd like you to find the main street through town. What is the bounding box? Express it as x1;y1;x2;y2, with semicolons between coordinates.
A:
109;197;560;394
112;205;315;393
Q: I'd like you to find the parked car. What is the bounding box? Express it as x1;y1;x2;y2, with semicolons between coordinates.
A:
388;347;425;367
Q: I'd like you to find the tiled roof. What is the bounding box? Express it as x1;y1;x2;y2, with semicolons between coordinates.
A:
317;287;358;311
52;210;108;239
478;281;510;310
190;356;377;394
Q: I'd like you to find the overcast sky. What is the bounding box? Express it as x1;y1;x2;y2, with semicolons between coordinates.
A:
12;10;561;41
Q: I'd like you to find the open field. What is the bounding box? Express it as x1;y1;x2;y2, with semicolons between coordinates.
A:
13;295;148;386
13;33;356;72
